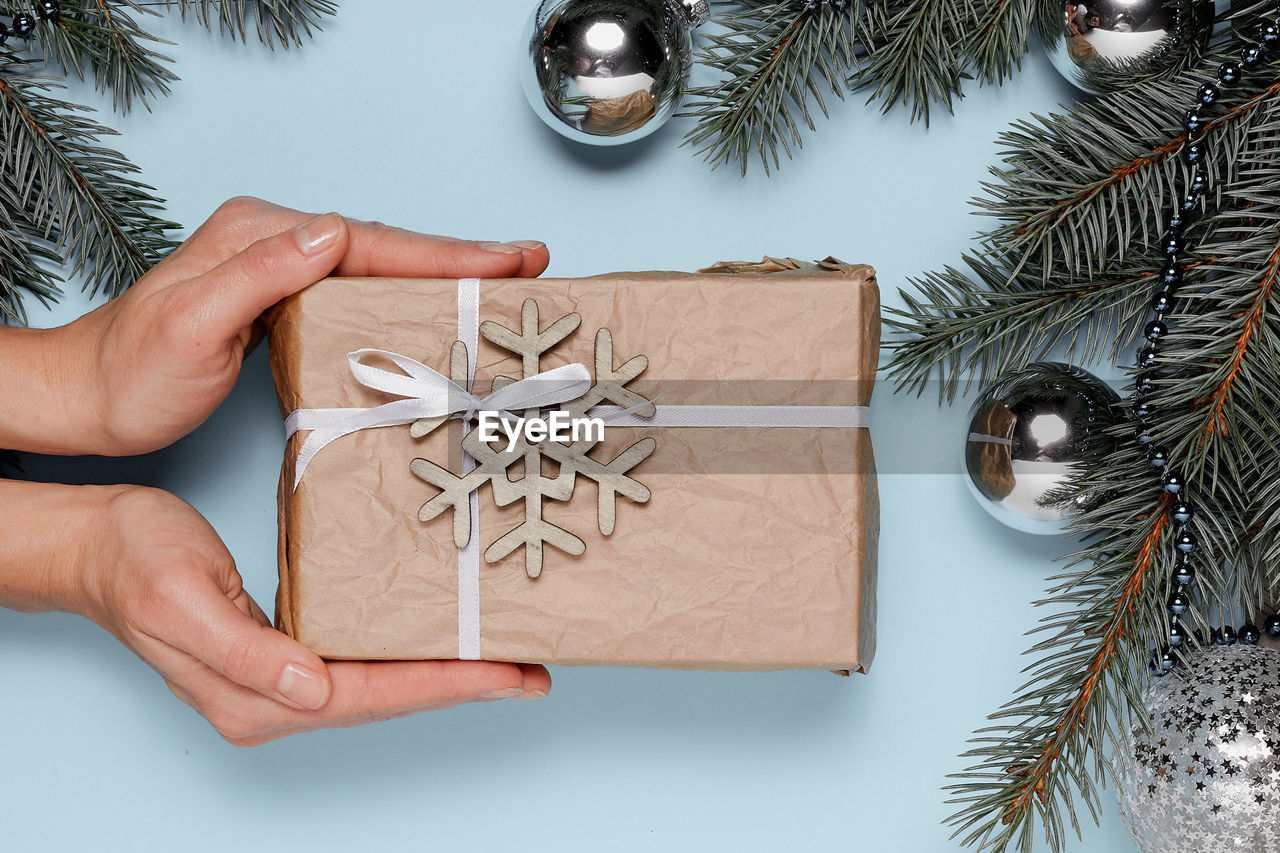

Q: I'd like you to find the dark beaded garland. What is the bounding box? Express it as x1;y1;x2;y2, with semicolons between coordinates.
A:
1141;22;1280;678
2;4;59;45
1183;108;1205;134
1147;445;1170;468
1138;342;1160;368
1190;166;1210;193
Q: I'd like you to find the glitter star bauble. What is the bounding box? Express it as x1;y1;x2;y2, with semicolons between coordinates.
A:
1113;644;1280;853
520;0;709;146
963;362;1119;534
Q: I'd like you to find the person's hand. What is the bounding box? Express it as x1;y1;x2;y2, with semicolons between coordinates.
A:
75;485;549;746
65;196;549;456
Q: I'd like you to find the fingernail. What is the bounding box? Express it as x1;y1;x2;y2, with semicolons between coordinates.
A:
277;663;329;710
476;687;523;700
510;240;545;251
294;213;343;256
516;689;547;700
478;241;523;255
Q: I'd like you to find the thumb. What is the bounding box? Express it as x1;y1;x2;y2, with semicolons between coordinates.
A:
174;577;333;712
183;212;349;343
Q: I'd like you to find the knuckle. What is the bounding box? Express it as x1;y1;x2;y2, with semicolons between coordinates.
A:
211;195;266;226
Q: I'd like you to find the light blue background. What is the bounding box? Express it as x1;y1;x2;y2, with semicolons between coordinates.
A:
1;4;1141;852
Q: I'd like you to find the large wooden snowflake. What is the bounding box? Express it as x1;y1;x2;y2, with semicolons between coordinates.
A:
408;299;656;578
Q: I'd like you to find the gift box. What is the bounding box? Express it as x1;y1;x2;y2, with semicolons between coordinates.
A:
267;258;879;673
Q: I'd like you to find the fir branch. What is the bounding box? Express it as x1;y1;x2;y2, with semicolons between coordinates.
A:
0;169;63;324
946;496;1173;853
884;52;1280;399
960;0;1039;87
27;0;178;113
165;0;336;49
928;88;1280;853
0;58;177;311
855;0;964;124
982;82;1270;281
885;257;1176;401
680;2;870;175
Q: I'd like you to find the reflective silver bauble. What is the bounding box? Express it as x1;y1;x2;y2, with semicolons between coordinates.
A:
964;362;1119;534
1114;645;1280;853
521;0;709;146
1045;0;1208;94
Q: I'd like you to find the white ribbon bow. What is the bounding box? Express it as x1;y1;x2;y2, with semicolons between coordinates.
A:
284;347;591;489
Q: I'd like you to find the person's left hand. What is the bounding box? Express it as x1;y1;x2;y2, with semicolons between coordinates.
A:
67;195;549;456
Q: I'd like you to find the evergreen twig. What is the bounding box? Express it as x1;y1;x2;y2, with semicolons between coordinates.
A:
29;0;178;113
887;14;1280;850
856;0;964;123
0;57;177;315
165;0;336;49
681;2;872;175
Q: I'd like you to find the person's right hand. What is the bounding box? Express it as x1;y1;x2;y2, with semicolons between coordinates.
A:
76;485;549;746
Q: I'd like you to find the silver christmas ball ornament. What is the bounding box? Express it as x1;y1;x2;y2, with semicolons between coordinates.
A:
1045;0;1209;95
521;0;709;146
1114;644;1280;853
964;362;1119;534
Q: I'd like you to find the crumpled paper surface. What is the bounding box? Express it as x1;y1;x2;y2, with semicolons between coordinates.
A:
267;261;879;672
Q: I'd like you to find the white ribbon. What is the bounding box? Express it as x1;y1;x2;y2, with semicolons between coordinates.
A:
284;348;591;490
591;404;870;429
456;277;481;661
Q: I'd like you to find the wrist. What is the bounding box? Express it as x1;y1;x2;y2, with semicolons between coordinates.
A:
0;316;111;455
0;480;135;617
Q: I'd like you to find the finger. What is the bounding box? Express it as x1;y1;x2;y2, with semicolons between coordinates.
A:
186;659;541;745
329;225;546;280
224;698;467;747
508;241;551;279
321;659;534;717
514;663;552;699
159;576;334;712
160;197;548;283
176;212;351;344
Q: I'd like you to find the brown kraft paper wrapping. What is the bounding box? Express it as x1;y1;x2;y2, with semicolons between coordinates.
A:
267;259;879;673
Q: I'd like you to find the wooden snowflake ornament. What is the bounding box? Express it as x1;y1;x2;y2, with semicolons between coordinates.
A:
409;299;656;578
